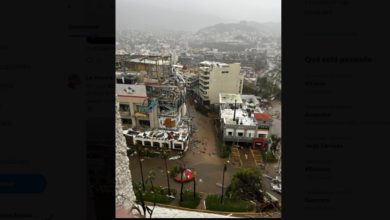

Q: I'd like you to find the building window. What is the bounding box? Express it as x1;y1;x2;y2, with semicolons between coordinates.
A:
238;132;243;137
228;132;233;136
258;134;264;138
222;71;229;74
119;103;130;112
122;118;132;125
139;120;150;127
174;144;182;149
248;133;252;137
135;104;145;113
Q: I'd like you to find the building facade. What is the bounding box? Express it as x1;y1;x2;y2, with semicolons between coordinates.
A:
116;84;159;130
219;93;272;149
196;61;244;110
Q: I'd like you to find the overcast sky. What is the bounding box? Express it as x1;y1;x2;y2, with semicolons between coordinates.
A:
118;0;281;23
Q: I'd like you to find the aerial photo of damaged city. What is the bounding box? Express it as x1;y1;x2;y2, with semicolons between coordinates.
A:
115;0;281;218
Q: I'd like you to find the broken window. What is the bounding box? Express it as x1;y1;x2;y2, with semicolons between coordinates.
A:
122;118;132;125
119;103;130;112
139;120;150;127
135;104;145;113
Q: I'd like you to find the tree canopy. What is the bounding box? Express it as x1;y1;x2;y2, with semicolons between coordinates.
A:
225;168;263;201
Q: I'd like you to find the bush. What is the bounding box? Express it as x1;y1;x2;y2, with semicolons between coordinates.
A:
144;150;161;158
225;168;263;201
218;142;231;158
265;152;278;163
205;194;252;212
169;165;179;178
134;184;177;204
179;191;201;209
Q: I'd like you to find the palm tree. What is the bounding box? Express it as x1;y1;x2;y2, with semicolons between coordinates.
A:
179;163;185;202
220;163;227;203
135;145;146;191
148;170;156;192
160;148;171;195
270;135;281;154
193;170;197;200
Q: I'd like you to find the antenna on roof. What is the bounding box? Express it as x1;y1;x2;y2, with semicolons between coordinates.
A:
233;99;237;121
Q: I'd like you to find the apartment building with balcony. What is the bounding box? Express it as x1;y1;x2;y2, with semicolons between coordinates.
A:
196;61;244;110
116;84;159;130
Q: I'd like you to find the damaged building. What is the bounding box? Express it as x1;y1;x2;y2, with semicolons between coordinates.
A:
117;57;191;151
117;84;159;130
146;85;188;130
219;93;272;149
124;128;189;151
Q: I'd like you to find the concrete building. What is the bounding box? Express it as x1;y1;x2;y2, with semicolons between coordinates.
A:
197;61;244;110
219;93;256;145
116;71;139;84
146;85;187;131
124;128;189;151
253;112;272;139
116;84;159;130
219;93;272;149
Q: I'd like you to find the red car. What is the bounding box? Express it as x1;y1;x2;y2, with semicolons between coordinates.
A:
174;169;194;182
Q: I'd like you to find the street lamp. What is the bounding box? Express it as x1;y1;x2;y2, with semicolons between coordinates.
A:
220;163;227;204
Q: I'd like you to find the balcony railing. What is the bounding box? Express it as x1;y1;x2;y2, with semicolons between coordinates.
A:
199;81;209;86
119;111;131;117
199;93;209;100
199;85;209;91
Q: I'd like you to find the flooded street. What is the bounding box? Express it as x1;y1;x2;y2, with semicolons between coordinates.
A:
128;98;281;205
129;100;237;197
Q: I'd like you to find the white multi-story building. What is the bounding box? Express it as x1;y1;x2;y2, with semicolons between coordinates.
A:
196;61;244;110
219;93;272;149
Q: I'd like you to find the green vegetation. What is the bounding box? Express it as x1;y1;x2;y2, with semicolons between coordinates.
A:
127;147;161;158
205;194;253;212
160;148;172;196
265;151;278;163
256;77;281;100
243;76;281;100
133;182;177;204
269;135;281;154
179;191;201;209
169;165;179;178
225;168;263;202
218;142;231;158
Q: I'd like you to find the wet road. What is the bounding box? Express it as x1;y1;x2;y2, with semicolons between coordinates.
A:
128;99;281;206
